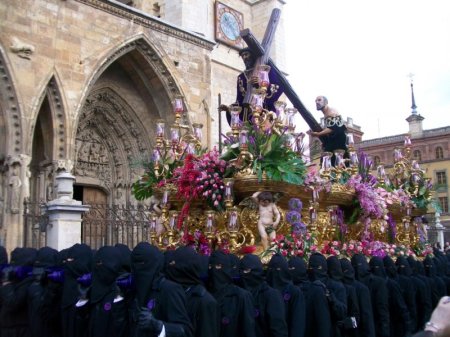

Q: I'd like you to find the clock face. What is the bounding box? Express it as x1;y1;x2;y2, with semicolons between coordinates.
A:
215;2;244;49
220;12;240;41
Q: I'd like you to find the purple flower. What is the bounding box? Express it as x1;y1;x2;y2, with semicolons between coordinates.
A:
288;198;303;211
286;211;301;224
292;222;306;235
283;292;291;301
221;317;230;325
103;302;112;311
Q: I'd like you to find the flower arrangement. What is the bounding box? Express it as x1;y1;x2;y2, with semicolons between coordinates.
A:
303;165;332;193
169;148;232;211
182;230;213;256
320;240;342;256
221;122;307;185
132;149;182;200
264;232;317;260
411;242;434;258
285;198;307;235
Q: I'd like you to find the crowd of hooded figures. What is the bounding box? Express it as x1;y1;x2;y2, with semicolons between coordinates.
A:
1;242;450;337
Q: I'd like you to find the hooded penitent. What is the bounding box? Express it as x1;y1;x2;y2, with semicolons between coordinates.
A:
208;249;233;294
239;254;265;291
288;256;308;284
10;247;37;267
382;256;398;279
266;254;292;290
131;242;164;307
114;243;131;273
308;253;328;281
62;243;93;308
351;254;371;280
34;246;58;268
369;257;386;278
396;256;412;277
0;245;8;265
339;258;355;284
327;256;344;282
164;246;202;287
90;246;122;304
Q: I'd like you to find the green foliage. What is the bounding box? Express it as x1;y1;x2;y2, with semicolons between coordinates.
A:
131;152;183;201
221;123;307;185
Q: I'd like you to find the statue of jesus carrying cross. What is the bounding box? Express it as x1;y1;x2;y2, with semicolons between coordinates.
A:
219;8;326;145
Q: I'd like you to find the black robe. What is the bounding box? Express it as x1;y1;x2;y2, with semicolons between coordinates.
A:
266;254;305;337
88;246;128;337
370;256;411;337
60;243;93;337
309;253;347;337
164;246;218;337
27;246;62;337
130;242;193;337
0;247;37;337
209;250;255;337
289;256;332;337
327;256;359;337
351;254;389;337
240;254;288;337
340;258;375;337
406;256;432;331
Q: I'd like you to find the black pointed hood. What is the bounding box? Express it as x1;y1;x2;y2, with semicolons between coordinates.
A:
266;253;291;290
164;246;202;287
308;253;328;281
340;258;355;283
351;254;370;280
209;250;233;294
396;256;412;277
10;247;37;266
0;245;8;265
239;254;264;291
131;242;164;307
369;256;386;278
288;256;308;284
91;246;122;304
327;255;344;281
383;256;398;278
34;246;58;268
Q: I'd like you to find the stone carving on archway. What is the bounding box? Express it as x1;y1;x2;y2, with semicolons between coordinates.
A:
0;52;23;155
75;88;152;205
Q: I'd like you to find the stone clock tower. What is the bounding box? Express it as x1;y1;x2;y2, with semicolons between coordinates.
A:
0;0;287;251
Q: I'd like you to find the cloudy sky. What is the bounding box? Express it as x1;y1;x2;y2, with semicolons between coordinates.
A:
283;0;450;140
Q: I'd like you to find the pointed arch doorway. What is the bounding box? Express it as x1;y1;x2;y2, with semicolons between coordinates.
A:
74;41;179;248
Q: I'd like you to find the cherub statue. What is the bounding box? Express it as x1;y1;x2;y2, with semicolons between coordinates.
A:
241;191;281;250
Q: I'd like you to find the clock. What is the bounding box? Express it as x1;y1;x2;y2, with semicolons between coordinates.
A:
215;2;245;49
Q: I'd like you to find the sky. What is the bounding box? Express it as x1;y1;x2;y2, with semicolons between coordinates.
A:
283;0;450;140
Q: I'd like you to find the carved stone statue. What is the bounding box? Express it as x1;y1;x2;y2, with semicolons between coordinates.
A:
8;164;22;213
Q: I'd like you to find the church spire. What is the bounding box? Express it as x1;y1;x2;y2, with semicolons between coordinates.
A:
406;73;424;137
410;78;417;115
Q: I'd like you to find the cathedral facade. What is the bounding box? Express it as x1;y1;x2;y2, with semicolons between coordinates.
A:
0;0;287;251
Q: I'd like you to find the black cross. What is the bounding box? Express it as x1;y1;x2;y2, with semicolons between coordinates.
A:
240;9;324;138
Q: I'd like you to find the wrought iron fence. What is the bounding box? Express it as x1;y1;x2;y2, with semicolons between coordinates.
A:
24;202;154;250
81;204;154;249
23;201;48;249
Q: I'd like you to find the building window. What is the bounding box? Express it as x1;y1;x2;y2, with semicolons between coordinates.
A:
413;150;422;161
373;156;381;167
435;146;444;159
436;171;447;185
438;197;449;213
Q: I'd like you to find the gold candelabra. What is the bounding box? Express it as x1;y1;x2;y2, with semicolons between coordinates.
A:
151;96;203;179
